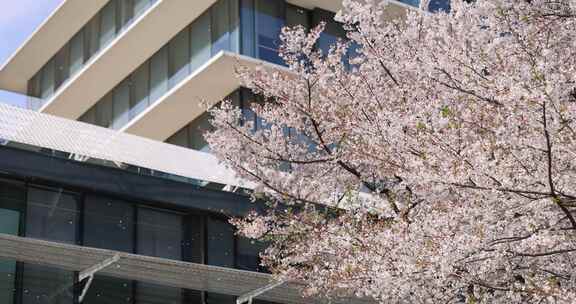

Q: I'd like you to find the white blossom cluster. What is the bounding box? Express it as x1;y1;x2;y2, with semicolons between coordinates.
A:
206;0;576;303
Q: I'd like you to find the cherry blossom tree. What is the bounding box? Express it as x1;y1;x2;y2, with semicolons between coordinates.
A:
206;0;576;303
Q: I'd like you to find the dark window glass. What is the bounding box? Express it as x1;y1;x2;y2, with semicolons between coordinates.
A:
25;186;79;244
206;293;235;304
100;0;117;48
0;179;24;304
149;46;169;103
134;0;153;16
0;258;16;304
190;12;211;72
168;28;191;88
286;4;309;29
97;92;114;128
27;74;41;98
69;30;85;75
21;264;74;304
118;0;135;29
428;0;451;12
240;0;256;57
206;217;234;267
137;208;183;260
83;195;134;253
79;107;97;125
229;0;240;53
166;127;188;148
112;78;131;129
40;59;55;99
211;0;231;54
83;275;133;304
131;61;150;118
187;112;212;152
399;0;420;7
85;15;101;58
54;45;70;89
236;237;267;272
255;0;285;65
313;9;346;56
136;282;182;304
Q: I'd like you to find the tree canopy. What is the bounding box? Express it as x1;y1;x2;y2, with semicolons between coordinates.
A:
207;1;576;302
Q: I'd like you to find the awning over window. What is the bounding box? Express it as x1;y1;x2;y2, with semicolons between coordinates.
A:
0;233;375;304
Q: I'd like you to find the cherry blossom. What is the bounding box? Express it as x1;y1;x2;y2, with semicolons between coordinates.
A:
206;0;576;302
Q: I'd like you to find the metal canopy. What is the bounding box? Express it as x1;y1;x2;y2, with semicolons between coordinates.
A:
0;233;375;304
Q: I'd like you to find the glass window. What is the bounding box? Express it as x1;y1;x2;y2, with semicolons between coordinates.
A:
79;107;97;125
131;61;150;118
149;46;169;103
97;92;114;128
313;9;346;56
54;46;70;89
190;12;211;72
134;0;153;16
206;293;235;304
25;186;79;244
40;59;55;99
83;275;133;304
428;0;451;12
136;282;182;304
99;0;117;48
137;208;183;260
240;0;256;57
211;0;231;55
187;112;212;152
168;28;191;88
0;258;16;304
286;4;309;29
83;195;135;253
229;0;240;53
21;264;74;304
206;217;234;268
236;237;267;272
399;0;420;7
166;127;188;148
118;0;135;29
255;0;285;65
0;180;24;304
27;74;41;98
112;78;131;129
69;31;85;76
85;15;101;58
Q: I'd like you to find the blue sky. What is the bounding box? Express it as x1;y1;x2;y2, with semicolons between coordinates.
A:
0;0;63;106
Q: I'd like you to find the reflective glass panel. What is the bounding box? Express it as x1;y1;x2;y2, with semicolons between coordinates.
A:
190;12;211;72
255;0;285;65
83;275;133;304
69;31;85;75
137;208;183;260
169;28;191;88
206;217;234;267
40;59;55;99
131;61;150;118
83;195;134;253
149;46;169;103
99;1;117;48
429;0;451;12
112;78;131;129
26;186;79;244
21;264;74;304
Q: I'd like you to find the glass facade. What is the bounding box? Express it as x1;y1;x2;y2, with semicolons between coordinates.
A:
27;0;159;102
0;174;270;304
77;0;348;132
165;88;263;152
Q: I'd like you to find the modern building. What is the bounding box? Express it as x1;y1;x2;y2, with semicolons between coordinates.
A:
0;0;449;303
